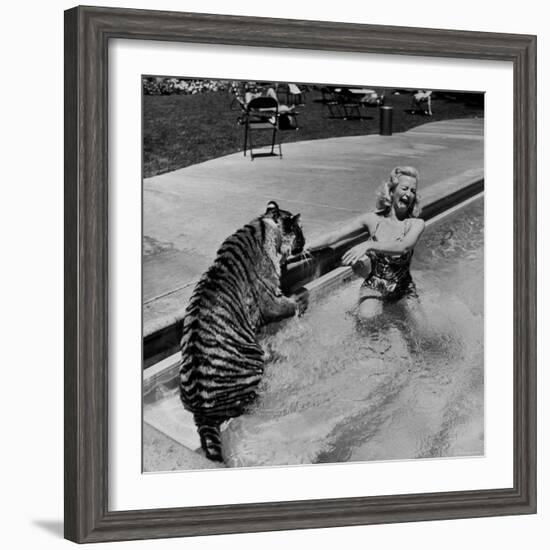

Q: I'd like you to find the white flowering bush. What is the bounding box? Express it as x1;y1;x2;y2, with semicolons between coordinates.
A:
143;77;231;95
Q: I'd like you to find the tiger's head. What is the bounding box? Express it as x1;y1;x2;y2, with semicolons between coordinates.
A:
263;201;305;258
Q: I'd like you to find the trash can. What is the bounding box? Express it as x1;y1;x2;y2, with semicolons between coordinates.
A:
379;105;393;136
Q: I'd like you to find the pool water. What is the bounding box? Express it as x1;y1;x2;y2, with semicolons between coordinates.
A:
145;198;484;469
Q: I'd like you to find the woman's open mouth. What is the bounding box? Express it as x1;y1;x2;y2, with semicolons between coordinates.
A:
398;196;410;208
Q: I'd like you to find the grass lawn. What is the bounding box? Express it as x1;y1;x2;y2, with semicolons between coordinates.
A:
143;88;483;178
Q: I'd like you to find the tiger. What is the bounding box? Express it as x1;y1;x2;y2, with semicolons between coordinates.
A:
179;201;306;463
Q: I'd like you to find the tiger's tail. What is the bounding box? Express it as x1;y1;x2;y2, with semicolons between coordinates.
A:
194;415;224;463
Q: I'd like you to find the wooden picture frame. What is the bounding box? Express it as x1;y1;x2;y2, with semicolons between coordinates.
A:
64;5;536;543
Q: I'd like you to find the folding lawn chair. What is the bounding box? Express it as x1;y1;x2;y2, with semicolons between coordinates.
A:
284;83;305;105
410;90;433;115
320;86;344;118
336;88;363;120
242;97;282;160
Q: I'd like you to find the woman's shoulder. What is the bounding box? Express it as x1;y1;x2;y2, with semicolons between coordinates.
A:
362;211;382;229
406;217;425;233
369;210;387;220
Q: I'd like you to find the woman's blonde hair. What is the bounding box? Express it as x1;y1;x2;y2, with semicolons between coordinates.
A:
375;166;421;218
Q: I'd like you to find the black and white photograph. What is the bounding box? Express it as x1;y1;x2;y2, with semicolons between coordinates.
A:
142;77;485;471
2;0;545;545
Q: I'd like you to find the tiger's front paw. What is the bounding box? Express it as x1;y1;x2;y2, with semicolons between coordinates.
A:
293;290;309;316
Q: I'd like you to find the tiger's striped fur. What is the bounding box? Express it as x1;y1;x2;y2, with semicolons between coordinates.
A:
179;202;305;463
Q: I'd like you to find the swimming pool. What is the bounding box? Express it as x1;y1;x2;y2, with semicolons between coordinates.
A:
144;197;484;469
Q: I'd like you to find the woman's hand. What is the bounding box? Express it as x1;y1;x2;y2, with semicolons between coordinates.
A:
342;244;369;266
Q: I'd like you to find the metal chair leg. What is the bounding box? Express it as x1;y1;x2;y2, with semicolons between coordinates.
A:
270;127;276;155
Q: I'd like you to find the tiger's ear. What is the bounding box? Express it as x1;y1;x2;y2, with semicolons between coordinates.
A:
265;201;280;220
292;213;301;224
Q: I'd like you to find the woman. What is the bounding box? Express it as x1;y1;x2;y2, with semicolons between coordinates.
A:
306;166;425;320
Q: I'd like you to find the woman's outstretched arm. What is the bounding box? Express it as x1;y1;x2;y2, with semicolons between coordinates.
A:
306;214;371;252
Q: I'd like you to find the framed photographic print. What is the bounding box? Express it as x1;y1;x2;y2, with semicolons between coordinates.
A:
64;5;536;543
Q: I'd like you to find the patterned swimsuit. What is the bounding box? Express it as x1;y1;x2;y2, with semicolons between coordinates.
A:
359;217;417;303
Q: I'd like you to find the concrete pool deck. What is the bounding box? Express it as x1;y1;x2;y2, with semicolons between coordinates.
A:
143;117;483;337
